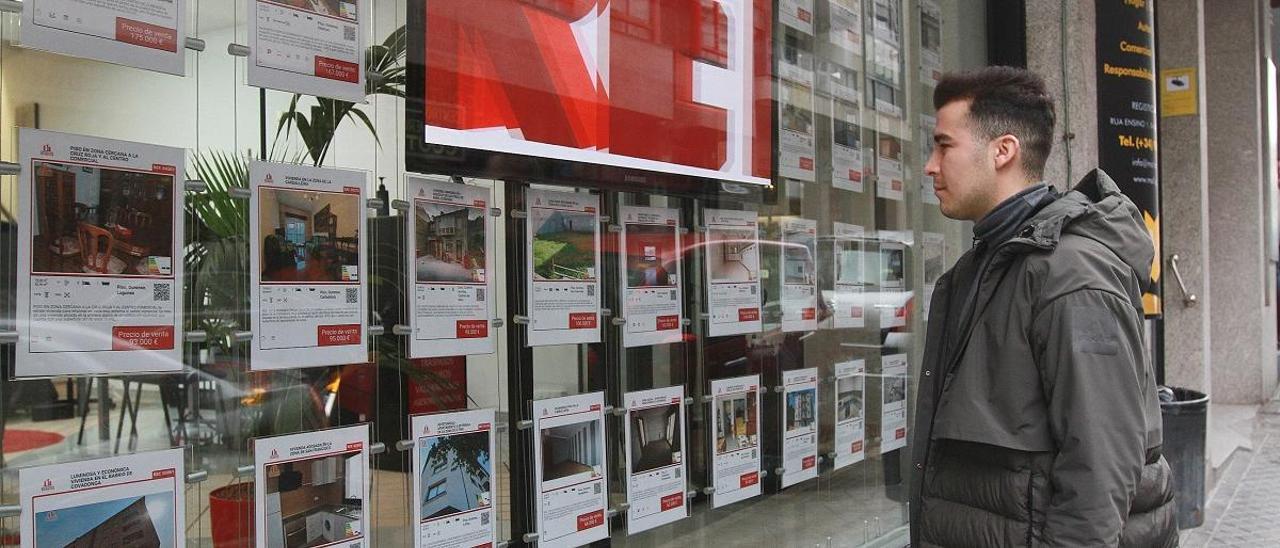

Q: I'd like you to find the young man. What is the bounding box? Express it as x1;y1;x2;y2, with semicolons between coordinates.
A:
910;66;1177;547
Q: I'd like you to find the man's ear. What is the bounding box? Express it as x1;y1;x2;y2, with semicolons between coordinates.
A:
992;134;1022;171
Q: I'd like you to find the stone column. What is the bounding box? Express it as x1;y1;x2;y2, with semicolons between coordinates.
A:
1025;0;1099;192
1157;0;1212;394
1204;0;1278;404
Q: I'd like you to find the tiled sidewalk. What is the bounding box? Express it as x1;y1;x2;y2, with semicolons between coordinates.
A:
1181;399;1280;546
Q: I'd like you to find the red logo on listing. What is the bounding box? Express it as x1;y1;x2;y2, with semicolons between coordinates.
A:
478;422;491;430
801;308;815;320
656;315;680;331
153;468;176;479
270;449;280;459
41;479;54;492
802;456;816;470
738;308;760;322
318;324;361;346
456;319;489;338
40;144;53;156
569;313;597;329
895;428;906;440
264;174;274;184
343;186;362;194
346;442;365;451
892;180;903;191
896;307;906;318
798;9;812;22
799;157;815;170
111;326;175;351
577;510;605;531
850;170;862;182
474;199;486;207
852;441;863;453
852;306;864;318
740;472;759;487
660;493;684;511
152;164;176;175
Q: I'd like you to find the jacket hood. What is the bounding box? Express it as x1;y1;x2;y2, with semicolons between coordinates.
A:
1019;169;1155;287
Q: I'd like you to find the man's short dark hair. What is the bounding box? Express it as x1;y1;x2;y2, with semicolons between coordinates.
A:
933;66;1056;179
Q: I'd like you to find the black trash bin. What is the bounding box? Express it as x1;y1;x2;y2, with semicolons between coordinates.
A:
1160;387;1209;529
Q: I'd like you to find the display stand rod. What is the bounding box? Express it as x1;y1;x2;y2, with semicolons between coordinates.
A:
235;464;255;477
186;470;209;484
0;505;18;519
0;161;18;175
0;0;19;13
0;331;16;345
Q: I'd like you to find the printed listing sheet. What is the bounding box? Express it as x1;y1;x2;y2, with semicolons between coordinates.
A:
832;98;865;192
526;188;602;346
876;134;905;201
778;74;817;183
16;129;185;377
407;176;496;358
21;0;186;74
780;218;819;333
250;161;368;369
253;424;371;548
780;368;819;488
779;0;815;35
411;409;498;548
881;354;909;453
833;359;867;469
623;386;689;535
248;0;366;102
831;222;867;329
710;375;762;508
619;206;685;348
705;210;762;337
19;448;186;548
532;392;610;547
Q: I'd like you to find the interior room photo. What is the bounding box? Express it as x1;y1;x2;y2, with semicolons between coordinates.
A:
31;161;174;276
715;393;758;454
259;189;361;283
707;230;759;283
629;405;681;474
540;420;602;484
263;452;364;548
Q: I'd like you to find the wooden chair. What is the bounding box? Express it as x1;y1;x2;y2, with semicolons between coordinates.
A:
78;223;123;274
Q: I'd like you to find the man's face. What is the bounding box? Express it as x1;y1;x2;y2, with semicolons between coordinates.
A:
925;100;998;221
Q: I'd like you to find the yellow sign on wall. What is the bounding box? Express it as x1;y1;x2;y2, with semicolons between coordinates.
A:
1160;68;1197;117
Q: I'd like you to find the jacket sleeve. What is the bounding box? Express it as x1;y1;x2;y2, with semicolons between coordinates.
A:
1031;288;1149;547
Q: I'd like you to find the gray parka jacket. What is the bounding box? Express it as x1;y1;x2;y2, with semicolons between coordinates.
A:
908;170;1177;547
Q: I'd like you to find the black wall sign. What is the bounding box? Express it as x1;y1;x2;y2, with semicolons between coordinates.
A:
1096;0;1161;316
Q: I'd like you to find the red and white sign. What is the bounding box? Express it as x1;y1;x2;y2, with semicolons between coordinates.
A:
781;218;819;333
705;209;762;337
881;354;910;454
254;425;371;548
624;386;689;535
526;188;603;347
833;359;867;469
781;368;819;488
411;409;497;548
21;0;187;75
533;393;609;546
832;223;867;329
407;176;496;358
16;129;185;377
248;0;365;101
710;375;762;509
620;206;685;348
417;0;772;186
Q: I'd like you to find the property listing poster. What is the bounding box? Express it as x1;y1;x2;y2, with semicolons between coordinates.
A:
254;424;370;548
526;188;602;346
779;45;816;183
829;0;863;57
832;97;865;192
532;392;609;547
878;233;908;329
781;218;818;333
623;386;689;535
619;206;684;348
248;0;366;102
704;209;762;337
876;134;906;201
250;161;367;370
870;0;903;120
881;354;909;453
20;0;186;75
833;359;867;469
710;375;762;509
19;448;185;548
781;368;819;488
16;129;185;377
407;176;495;358
919;0;943;87
922;232;946;317
779;0;815;35
831;222;867;329
920;115;940;205
411;409;497;548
